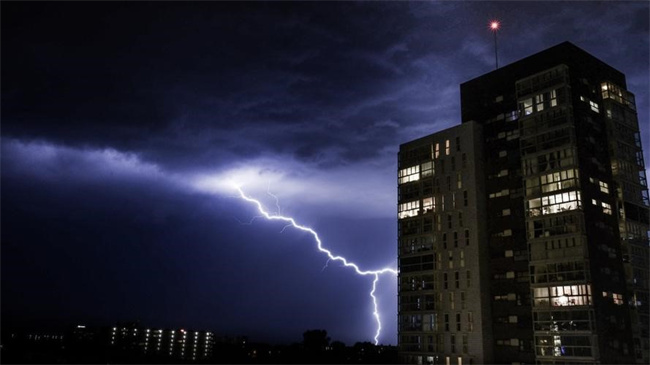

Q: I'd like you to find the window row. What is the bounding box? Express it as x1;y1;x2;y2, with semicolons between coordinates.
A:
588;177;610;194
520;127;572;156
530;260;586;284
399;335;471;357
535;335;593;357
527;214;583;239
400;251;468;274
533;284;592;307
399;289;472;312
399;166;420;184
525;168;578;196
601;82;635;109
579;95;600;113
533;309;593;332
521;107;570;138
591;199;613;215
523;148;575;175
400;159;469;187
527;191;581;216
602;291;624;305
400;231;471;255
400;206;470;232
519;89;559;116
399;312;474;333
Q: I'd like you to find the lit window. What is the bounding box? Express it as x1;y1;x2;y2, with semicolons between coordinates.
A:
535;94;544;112
589;101;600;113
422;197;433;213
602;202;612;215
599;181;609;194
550;90;557;107
533;284;592;306
489;189;510;198
445;140;450;155
522;98;533;115
613;293;623;305
399;166;420;184
527;190;581;216
421;161;434;177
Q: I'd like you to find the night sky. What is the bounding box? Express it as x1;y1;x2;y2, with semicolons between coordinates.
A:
2;2;648;345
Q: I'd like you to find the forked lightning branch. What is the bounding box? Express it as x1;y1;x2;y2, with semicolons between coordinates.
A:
234;185;397;345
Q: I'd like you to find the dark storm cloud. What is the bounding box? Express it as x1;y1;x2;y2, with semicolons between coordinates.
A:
3;1;465;170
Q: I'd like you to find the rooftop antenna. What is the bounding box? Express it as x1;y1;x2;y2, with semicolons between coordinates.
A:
490;20;500;69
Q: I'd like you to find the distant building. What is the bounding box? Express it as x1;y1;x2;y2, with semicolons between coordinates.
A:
398;42;649;364
109;322;215;361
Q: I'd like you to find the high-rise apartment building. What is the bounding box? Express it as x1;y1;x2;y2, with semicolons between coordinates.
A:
398;42;648;365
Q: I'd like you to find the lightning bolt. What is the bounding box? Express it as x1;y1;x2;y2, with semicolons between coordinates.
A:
266;182;282;215
234;185;397;345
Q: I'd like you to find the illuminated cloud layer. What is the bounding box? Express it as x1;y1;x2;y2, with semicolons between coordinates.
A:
3;138;397;219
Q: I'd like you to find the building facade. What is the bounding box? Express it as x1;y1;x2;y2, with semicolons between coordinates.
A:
398;42;649;364
398;122;493;365
109;322;215;361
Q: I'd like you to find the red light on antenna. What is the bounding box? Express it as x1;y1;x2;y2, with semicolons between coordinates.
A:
490;20;500;31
